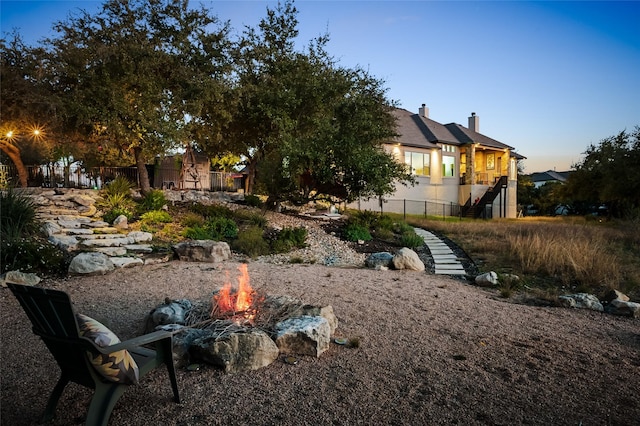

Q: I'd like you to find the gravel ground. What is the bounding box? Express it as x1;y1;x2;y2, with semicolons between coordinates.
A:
2;213;639;426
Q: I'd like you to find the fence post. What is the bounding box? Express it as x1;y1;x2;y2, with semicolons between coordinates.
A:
403;199;406;219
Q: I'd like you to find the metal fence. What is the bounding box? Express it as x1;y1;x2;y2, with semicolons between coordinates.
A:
354;198;464;220
0;164;244;193
0;164;138;189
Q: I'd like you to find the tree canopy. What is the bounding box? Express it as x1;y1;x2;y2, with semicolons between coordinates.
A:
222;1;412;206
45;0;232;193
564;126;640;218
2;0;412;205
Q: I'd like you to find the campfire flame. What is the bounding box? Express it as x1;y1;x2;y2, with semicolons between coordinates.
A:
212;264;257;322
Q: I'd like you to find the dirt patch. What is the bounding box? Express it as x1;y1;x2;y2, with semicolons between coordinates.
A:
2;261;639;425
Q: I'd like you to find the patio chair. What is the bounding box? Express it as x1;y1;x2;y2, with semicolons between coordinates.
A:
8;283;180;426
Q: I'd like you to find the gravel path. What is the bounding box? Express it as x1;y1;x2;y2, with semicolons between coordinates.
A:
1;213;639;426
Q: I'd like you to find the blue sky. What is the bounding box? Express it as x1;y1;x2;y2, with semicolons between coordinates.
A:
2;0;639;173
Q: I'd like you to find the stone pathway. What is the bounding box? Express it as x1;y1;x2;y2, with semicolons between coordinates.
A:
413;228;467;276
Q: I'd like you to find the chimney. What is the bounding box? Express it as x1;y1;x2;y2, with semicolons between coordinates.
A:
419;103;429;118
468;112;479;132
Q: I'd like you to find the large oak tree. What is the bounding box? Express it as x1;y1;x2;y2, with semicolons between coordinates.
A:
45;0;232;193
223;1;412;207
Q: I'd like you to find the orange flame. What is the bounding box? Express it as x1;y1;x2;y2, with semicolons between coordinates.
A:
213;264;254;317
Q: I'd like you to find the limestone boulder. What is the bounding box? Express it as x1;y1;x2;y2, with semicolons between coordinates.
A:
392;247;425;271
49;235;79;252
0;271;41;287
275;315;331;357
602;289;630;303
127;231;153;243
68;252;115;275
365;252;394;269
475;271;499;287
145;299;193;332
42;220;62;237
190;329;279;373
111;257;144;269
113;215;129;229
605;299;640;318
172;240;231;262
558;293;604;312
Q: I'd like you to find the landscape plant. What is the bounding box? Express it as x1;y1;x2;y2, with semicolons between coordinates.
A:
97;176;136;223
0;189;68;275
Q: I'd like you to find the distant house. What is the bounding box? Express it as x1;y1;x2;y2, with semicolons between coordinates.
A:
352;104;524;219
529;170;572;188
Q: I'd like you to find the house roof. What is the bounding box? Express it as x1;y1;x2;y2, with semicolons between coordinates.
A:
391;108;518;154
529;170;572;184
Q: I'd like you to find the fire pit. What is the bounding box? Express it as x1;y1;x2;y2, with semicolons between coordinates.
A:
145;264;339;373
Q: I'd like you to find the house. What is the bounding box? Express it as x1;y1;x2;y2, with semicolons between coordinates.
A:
352;104;523;218
529;170;571;188
153;145;211;190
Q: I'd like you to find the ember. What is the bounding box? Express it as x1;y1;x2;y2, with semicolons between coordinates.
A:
212;264;258;322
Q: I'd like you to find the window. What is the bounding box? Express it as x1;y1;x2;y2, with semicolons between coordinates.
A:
442;144;456;153
404;151;430;176
442;155;455;177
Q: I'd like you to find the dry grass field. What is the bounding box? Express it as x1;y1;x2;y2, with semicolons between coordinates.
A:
407;216;640;301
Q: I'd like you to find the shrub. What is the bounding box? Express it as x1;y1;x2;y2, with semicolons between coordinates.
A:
233;209;268;228
400;231;425;248
1;236;69;276
101;176;134;201
376;214;395;232
182;226;212;240
344;224;372;242
189;203;233;219
0;190;67;275
205;216;238;240
374;228;395;241
98;176;136;223
349;210;379;229
0;189;39;240
231;226;270;258
140;210;173;225
180;213;205;228
183;216;238;241
394;222;415;235
138;189;166;212
244;194;263;208
102;206;134;225
278;227;307;248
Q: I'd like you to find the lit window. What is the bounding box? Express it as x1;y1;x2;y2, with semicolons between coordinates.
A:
404;151;430;176
442;155;455;177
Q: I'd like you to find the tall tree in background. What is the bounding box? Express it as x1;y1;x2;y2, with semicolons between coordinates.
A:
565;126;640;218
225;0;412;207
46;0;232;193
0;34;56;187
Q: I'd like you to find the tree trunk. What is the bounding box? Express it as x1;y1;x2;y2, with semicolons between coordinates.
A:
245;157;258;194
0;141;28;187
133;146;151;195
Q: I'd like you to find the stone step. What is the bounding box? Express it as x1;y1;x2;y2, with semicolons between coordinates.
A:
80;237;134;248
76;233;128;240
124;244;154;253
434;269;468;275
94;247;128;256
111;257;144;268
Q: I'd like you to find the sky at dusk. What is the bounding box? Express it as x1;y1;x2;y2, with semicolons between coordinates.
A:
2;0;639;173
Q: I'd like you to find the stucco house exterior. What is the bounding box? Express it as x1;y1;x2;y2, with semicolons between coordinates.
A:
353;104;523;218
